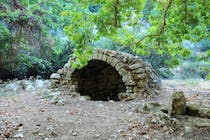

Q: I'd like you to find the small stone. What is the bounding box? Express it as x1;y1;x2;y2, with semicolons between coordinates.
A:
72;132;77;136
49;91;61;96
109;100;115;103
57;69;64;74
143;125;149;130
3;130;11;138
35;80;45;88
151;118;158;124
25;85;35;91
33;130;40;135
50;96;59;104
39;133;45;136
50;73;61;79
79;96;91;101
64;62;70;69
154;111;181;130
128;112;133;115
50;131;58;137
57;99;67;106
163;126;168;131
14;133;24;138
143;135;150;139
95;134;100;138
110;134;117;138
184;126;193;133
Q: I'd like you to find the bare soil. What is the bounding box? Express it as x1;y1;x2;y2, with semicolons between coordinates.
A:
0;80;210;140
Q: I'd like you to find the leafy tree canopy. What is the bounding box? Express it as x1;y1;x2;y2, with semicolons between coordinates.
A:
63;0;209;68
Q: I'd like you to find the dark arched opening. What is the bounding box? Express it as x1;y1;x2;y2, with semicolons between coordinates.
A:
72;60;126;101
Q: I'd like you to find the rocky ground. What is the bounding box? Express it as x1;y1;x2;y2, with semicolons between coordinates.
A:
0;79;209;140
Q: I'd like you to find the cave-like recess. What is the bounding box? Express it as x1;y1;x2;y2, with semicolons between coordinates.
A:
72;60;126;101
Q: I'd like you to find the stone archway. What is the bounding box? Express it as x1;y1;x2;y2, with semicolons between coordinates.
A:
50;49;161;100
71;59;126;101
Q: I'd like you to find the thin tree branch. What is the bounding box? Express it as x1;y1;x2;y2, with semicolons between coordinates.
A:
183;0;188;25
159;0;173;34
13;0;24;10
114;0;119;27
158;0;173;46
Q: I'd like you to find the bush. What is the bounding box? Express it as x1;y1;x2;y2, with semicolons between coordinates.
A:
198;38;210;52
142;51;174;79
173;62;210;79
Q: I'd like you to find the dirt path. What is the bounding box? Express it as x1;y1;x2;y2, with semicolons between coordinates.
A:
0;80;210;140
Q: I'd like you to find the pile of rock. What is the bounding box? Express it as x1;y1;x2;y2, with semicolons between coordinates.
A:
168;91;210;118
2;79;51;92
50;49;161;100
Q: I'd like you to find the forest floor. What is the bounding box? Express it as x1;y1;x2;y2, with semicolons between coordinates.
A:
0;79;210;140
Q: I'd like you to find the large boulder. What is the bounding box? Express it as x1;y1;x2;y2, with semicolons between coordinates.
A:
186;104;210;119
168;91;186;116
129;102;163;113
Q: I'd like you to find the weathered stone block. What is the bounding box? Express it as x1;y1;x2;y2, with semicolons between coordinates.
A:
133;87;142;92
115;62;124;71
136;81;145;88
126;80;136;86
65;71;72;78
97;53;103;60
64;62;70;69
122;74;132;83
106;56;114;63
129;63;143;70
91;53;98;59
168;91;186;116
118;69;127;76
110;58;119;67
133;73;147;80
134;68;146;74
50;73;61;79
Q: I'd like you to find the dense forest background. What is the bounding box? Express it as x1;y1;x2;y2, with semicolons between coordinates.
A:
0;0;209;80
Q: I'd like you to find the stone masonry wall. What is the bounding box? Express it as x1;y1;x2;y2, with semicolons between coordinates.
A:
50;49;161;100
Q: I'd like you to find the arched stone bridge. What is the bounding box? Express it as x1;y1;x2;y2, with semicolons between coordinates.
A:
50;49;161;101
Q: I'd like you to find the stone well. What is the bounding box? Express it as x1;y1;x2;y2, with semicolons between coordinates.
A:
50;49;161;101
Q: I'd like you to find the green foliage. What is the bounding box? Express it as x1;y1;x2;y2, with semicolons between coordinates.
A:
198;38;210;52
207;74;210;80
63;0;209;69
62;0;146;67
0;23;11;41
174;62;210;79
0;0;73;79
142;51;175;78
0;0;209;79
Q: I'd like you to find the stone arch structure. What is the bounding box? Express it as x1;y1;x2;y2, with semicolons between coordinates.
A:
50;49;161;101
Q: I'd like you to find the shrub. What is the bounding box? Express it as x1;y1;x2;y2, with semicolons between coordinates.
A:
173;62;210;79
